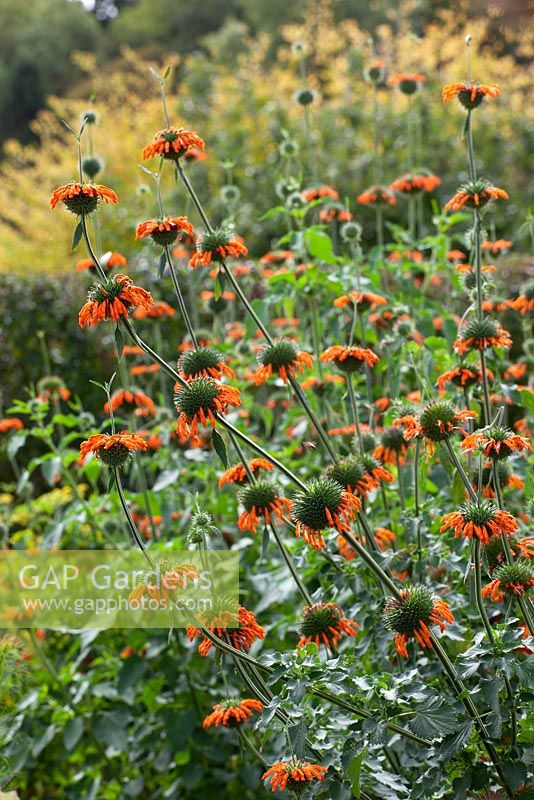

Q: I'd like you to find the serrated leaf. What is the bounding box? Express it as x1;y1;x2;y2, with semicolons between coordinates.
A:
502;761;528;790
211;429;228;467
410;702;460;740
438;721;473;762
511;655;534;687
71;220;83;251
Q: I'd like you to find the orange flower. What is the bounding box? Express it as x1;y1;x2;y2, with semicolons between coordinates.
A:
447;249;467;262
187;605;265;657
374;426;409;465
505;363;527;382
175;346;233;382
301;374;345;392
77;252;127;274
131;512;164;539
297;602;359;648
103;389;155;417
36;377;71;404
190;229;248;268
262;760;328;793
136;216;194;246
260;250;294;264
79;432;148;467
388;249;423;263
130;364;160;376
142;127;205;161
357;184;396;206
50;182;118;214
395;401;475;454
509;281;534;315
482;239;512;255
238;481;292;534
301;185;339;202
184;145;207;161
273;317;300;328
338;527;395;560
360;454;393;487
453;320;512;354
444;181;508;212
252;340;313;385
390;173;441;194
106;251;128;268
320;345;379;372
137;430;164;450
78;274;154;328
442;82;499;108
134;300;175;320
0;418;24;433
319;204;353;223
218;458;273;487
440;501;518;545
384;586;454;657
436;366;490;394
292;478;361;550
333;290;387;311
174;378;241;446
482;561;534;603
203;699;263;729
389;73;426;93
461;427;531;459
201;290;236;303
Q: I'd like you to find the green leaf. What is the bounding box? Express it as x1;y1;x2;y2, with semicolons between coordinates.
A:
259;205;286;220
115;327;124;362
152;469;180;492
31;724;57;756
163;708;197;750
71;220;83;251
520;389;534;417
212;429;228;467
410;701;460;739
118;655;147;693
6;432;26;460
287;719;307;758
502;761;528;790
424;336;448;351
347;746;368;798
438;721;473;763
41;456;62;486
304;229;336;264
93;710;130;752
63;717;84;751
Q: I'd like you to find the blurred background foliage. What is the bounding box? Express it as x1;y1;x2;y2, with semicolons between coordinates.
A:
0;0;532;274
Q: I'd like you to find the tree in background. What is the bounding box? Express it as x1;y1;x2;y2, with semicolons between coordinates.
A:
0;0;98;143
